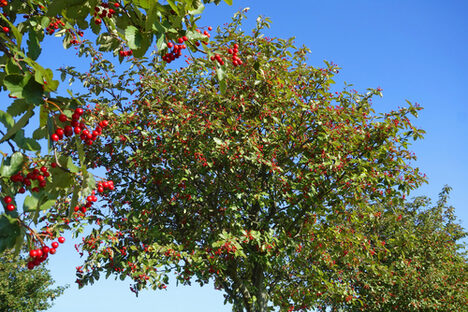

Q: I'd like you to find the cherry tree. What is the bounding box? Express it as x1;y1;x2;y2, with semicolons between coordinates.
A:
55;12;464;312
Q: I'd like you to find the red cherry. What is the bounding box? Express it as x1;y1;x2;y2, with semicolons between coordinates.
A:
75;108;84;116
2;26;9;33
74;126;82;134
58;237;65;244
55;128;64;138
182;36;188;42
51;162;57;168
18;187;25;194
29;249;38;258
114;2;120;7
64;125;73;136
233;43;239;49
3;196;12;204
94;18;102;25
208;26;212;31
71;113;80;121
6;204;15;211
177;37;184;44
27;262;35;270
49;248;57;255
59;114;68;122
40;166;48;173
167;42;173;49
42;246;50;254
51;134;60;142
100;120;109;127
36;249;43;257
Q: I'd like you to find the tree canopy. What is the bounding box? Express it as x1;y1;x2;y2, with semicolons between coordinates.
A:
44;11;467;311
0;250;66;312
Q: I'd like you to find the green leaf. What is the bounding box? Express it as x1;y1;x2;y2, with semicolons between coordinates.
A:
156;34;166;52
125;26;142;50
132;34;152;58
216;66;227;94
69;187;79;218
39;199;56;211
66;156;80;173
0;152;25;178
0;214;20;253
34;67;59;92
12;129;41;151
0;110;14;129
50;168;74;188
39;105;49;127
33;126;48;140
0;108;34;143
27;31;42;60
189;1;205;15
6;99;31;117
4;74;43;104
133;0;152;9
23;194;40;212
47;0;86;16
223;0;233;5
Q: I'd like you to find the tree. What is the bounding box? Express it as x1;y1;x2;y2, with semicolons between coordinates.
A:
50;12;466;311
0;250;66;312
0;0;230;257
320;186;467;311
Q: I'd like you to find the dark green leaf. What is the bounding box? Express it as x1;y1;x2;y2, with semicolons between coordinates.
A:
6;99;31;117
0;108;34;143
27;31;42;60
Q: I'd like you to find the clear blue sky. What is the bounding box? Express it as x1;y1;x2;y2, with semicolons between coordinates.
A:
6;0;467;311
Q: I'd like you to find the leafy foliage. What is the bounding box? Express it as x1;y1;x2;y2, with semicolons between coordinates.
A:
0;0;229;254
0;250;67;312
52;12;467;311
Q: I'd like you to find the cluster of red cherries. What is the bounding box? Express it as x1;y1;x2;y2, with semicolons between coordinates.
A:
27;236;65;270
51;107;109;146
73;180;114;215
161;26;213;64
161;36;190;63
210;43;242;66
4;164;54;212
93;1;120;25
45;18;65;35
0;0;7;8
119;49;133;57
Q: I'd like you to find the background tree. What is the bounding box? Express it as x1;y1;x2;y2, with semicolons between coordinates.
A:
53;12;461;312
0;250;67;312
318;187;467;311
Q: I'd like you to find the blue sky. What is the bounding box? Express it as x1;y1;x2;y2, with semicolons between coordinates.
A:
3;1;467;311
